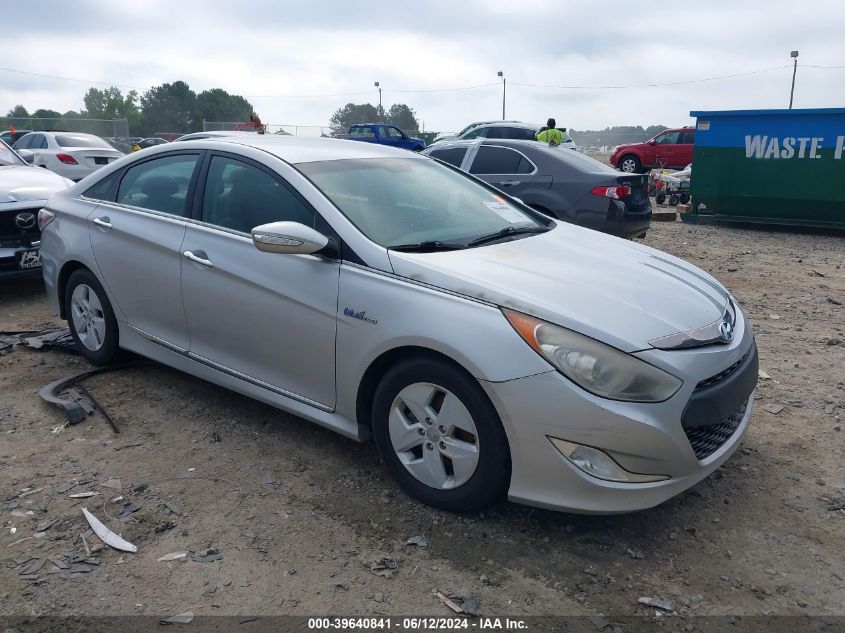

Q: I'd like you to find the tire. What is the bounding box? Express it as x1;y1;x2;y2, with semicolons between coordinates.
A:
669;194;680;206
372;357;511;512
64;268;120;365
618;154;641;173
655;193;667;205
679;193;690;204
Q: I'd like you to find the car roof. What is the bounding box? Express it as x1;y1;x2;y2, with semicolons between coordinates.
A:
176;134;425;164
469;122;539;130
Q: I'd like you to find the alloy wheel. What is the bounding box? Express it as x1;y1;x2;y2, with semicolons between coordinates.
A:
388;382;480;489
620;158;637;172
70;283;107;351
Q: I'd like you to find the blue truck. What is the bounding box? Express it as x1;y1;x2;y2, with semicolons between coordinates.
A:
337;123;426;152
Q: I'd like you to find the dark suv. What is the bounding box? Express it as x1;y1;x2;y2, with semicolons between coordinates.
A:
610;127;695;173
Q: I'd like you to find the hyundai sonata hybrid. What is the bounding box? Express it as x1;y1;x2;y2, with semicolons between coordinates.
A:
39;136;757;513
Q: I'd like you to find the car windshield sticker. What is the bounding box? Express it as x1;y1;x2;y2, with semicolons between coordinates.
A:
482;200;527;224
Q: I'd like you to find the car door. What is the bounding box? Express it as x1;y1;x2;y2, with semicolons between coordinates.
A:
88;151;202;350
677;130;695;167
467;145;537;197
24;134;48;166
381;126;407;148
180;153;339;408
652;130;681;167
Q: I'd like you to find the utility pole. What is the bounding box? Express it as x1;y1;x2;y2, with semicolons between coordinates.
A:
497;71;506;120
374;81;382;117
789;51;799;109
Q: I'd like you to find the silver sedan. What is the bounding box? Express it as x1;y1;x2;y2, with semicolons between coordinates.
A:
39;136;757;513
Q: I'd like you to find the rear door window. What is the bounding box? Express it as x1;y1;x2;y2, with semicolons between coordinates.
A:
428;147;468;168
469;146;534;175
679;131;695;144
116;153;200;216
349;126;375;137
13;135;32;149
655;131;681;145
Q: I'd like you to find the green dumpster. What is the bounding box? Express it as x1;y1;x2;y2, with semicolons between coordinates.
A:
687;108;845;229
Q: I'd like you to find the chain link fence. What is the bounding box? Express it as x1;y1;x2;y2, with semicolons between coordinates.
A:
202;121;332;137
0;117;130;140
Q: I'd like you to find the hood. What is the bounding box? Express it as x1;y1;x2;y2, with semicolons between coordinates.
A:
0;165;73;203
388;225;729;352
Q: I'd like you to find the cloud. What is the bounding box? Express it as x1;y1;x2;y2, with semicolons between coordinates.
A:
2;0;843;133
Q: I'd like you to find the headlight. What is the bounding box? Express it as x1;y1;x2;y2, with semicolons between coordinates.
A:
503;309;682;402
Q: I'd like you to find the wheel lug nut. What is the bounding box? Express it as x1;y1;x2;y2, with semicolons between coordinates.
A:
438;425;446;433
439;441;446;450
426;443;433;450
417;428;425;436
424;417;432;425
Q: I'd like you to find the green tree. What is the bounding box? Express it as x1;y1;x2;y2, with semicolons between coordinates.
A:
385;104;419;133
195;88;253;125
83;87;142;133
33;109;62;119
139;81;197;135
329;103;381;135
7;105;29;118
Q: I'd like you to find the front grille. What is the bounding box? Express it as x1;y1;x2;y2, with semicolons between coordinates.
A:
0;207;41;243
685;401;748;460
695;350;750;391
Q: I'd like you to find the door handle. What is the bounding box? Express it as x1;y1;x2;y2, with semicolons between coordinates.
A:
498;181;519;187
182;250;214;267
92;217;112;229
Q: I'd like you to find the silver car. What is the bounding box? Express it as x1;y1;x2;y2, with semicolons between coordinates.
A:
39;137;757;514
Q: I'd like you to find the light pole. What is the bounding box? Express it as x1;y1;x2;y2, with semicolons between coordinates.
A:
497;71;506;120
374;81;382;117
788;51;799;109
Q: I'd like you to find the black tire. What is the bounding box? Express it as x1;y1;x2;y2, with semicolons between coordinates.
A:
618;154;641;173
372;356;511;512
655;192;667;205
669;194;680;206
64;268;120;365
679;193;690;204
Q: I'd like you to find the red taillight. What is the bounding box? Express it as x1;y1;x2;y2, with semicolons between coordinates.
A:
590;185;631;199
56;153;78;165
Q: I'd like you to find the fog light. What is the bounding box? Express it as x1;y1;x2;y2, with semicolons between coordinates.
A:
549;437;669;483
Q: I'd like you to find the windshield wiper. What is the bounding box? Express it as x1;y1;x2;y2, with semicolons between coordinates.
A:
389;240;468;252
466;225;550;247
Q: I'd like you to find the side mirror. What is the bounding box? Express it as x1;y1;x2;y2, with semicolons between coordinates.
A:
251;221;329;255
18;149;34;164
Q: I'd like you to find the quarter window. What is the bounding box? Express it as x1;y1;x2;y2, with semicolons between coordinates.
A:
202;156;317;233
84;170;121;201
469;146;534;175
428;147;468;168
116;154;200;216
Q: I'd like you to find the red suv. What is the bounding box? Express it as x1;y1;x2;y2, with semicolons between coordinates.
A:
610;127;695;173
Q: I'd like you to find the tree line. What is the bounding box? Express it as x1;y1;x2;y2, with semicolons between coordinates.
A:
329;103;420;135
568;125;669;147
5;81;255;138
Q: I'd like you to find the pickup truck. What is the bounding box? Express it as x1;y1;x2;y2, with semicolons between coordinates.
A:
336;123;426;152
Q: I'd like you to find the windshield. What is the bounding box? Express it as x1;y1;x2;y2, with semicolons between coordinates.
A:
56;134;112;149
297;157;544;248
0;140;25;166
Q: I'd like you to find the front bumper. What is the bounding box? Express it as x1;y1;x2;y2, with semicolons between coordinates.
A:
481;326;757;513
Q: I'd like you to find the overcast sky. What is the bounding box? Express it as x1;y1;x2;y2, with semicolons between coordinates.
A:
3;0;844;134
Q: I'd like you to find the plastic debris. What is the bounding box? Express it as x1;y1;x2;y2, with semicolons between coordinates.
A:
81;508;137;553
370;558;398;578
118;502;142;518
406;535;429;547
638;596;674;611
435;592;463;614
69;492;99;499
161;611;194;624
157;551;189;562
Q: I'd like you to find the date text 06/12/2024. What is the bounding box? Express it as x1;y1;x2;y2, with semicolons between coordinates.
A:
307;617;529;630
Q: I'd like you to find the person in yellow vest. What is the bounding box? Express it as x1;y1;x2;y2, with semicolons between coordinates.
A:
131;143;142;152
536;118;563;145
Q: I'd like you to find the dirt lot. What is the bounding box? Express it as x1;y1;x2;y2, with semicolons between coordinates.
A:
1;220;843;622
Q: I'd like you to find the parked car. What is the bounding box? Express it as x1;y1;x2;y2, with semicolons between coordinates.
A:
40;136;757;514
610;127;695;173
0;129;33;146
423;139;650;238
136;137;169;149
431;120;524;145
13;132;124;181
449;122;578;150
336;123;425;151
173;130;260;142
0;140;73;278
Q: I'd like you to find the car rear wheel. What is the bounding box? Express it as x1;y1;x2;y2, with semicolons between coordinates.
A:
65;269;119;365
618;154;641;173
372;357;510;512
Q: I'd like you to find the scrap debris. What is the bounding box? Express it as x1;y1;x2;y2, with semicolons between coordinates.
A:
161;611;194;624
406;535;429;547
370;558;399;578
81;507;137;553
435;591;481;617
638;596;674;611
157;551;189;562
1;327;77;355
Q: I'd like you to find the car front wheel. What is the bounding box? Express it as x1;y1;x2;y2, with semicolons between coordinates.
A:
618;154;642;173
65;268;119;365
372;357;511;512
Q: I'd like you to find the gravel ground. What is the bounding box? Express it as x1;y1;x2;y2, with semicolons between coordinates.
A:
1;220;843;621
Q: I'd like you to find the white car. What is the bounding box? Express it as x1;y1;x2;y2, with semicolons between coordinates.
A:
13;132;124;182
0;140;73;278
